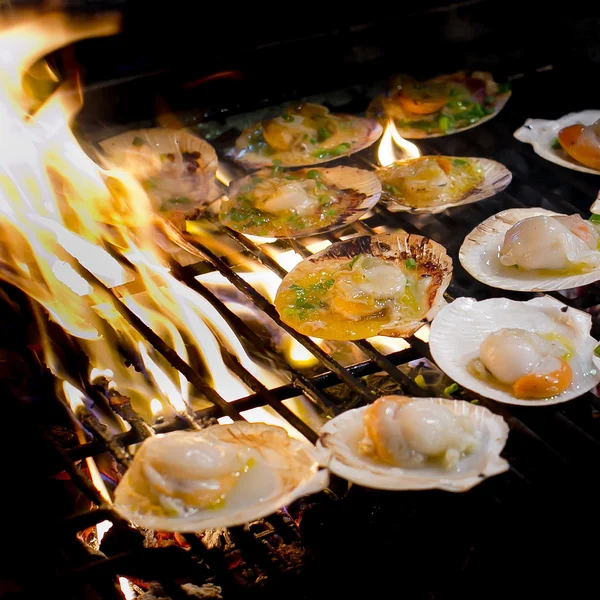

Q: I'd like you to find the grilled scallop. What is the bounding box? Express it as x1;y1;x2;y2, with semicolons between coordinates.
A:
232;102;382;168
377;155;511;214
114;422;328;532
514;110;600;175
274;233;452;341
368;71;511;139
318;395;509;491
100;128;220;221
220;166;381;238
460;208;600;292
429;296;600;406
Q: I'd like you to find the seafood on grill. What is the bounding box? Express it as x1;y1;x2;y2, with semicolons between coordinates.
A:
460;208;600;291
429;296;600;406
114;422;328;532
377;155;511;213
220;166;381;237
368;71;511;139
232;102;382;168
318;395;509;491
274;233;452;341
100;128;220;224
514;110;600;175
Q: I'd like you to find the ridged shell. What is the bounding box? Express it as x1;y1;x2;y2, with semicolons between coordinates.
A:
514;110;600;175
232;117;382;168
368;93;511;139
275;233;453;339
318;396;509;491
100;127;220;212
114;422;328;533
429;296;600;407
220;166;381;238
460;207;600;291
380;157;512;214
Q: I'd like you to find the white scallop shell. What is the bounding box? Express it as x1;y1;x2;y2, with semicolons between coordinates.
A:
514;110;600;175
233;117;382;168
369;93;511;139
382;157;512;214
100;127;221;211
429;296;600;407
459;207;600;291
114;422;328;532
318;397;509;491
222;166;382;238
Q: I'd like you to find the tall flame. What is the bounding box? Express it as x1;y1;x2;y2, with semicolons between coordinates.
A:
0;13;293;427
377;119;421;167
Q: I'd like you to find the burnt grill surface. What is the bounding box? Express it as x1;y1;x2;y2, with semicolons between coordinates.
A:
3;63;600;600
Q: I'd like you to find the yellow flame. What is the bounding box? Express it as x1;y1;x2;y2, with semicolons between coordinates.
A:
377;119;421;167
0;13;298;425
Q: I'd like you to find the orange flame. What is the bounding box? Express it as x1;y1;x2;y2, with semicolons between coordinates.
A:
377;119;421;167
0;13;294;424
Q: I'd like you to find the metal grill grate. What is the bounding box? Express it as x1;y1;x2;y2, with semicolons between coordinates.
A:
8;65;600;599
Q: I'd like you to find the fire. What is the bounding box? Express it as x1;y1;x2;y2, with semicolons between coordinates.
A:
0;13;296;428
377;119;421;167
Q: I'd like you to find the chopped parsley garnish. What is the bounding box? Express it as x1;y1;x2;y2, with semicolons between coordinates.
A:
132;136;145;147
484;95;495;105
347;254;361;269
452;159;469;167
594;344;600;358
306;169;321;179
405;258;417;270
317;126;332;142
590;214;600;224
286;278;334;320
438;115;452;133
310;137;317;144
169;197;191;204
551;137;562;150
271;159;282;176
384;183;400;195
444;383;459;395
497;82;512;94
311;143;351;159
281;113;294;123
324;208;337;217
512;264;519;269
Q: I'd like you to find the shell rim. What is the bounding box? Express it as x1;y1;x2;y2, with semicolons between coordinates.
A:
317;397;510;491
379;157;512;214
232;116;383;168
368;92;511;139
274;232;453;340
513;109;600;175
429;296;600;407
459;207;600;292
113;422;329;533
219;166;382;239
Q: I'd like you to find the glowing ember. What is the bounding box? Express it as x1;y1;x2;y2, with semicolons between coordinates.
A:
377;119;421;166
118;577;136;600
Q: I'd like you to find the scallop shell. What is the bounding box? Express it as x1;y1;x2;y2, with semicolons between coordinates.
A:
318;397;509;491
220;166;381;238
275;233;453;340
100;127;221;212
368;93;511;139
429;296;600;407
114;422;328;532
232;116;382;169
380;157;512;214
514;110;600;175
460;207;600;291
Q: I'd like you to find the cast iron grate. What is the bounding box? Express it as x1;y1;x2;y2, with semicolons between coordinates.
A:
7;65;600;599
